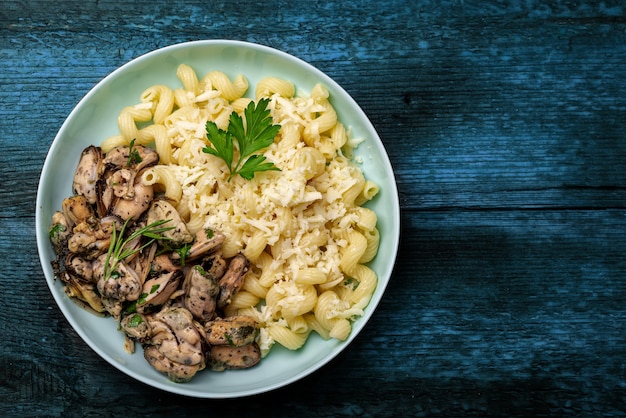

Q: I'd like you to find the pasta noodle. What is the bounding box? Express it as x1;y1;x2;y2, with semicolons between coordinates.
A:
256;77;295;99
360;228;380;264
173;88;194;108
101;64;381;356
287;315;309;334
329;318;352;341
141;165;182;204
140;85;175;125
303;313;331;340
243;230;268;263
357;180;380;205
203;71;248;101
295;267;327;285
242;273;269;299
227;291;261;311
266;323;309;351
176;63;200;94
339;230;368;274
143;124;171;164
353;207;378;232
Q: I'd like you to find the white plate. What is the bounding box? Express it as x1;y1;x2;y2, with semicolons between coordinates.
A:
36;40;400;398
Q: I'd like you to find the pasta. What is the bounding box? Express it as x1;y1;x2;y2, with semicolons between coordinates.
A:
176;63;200;94
101;65;381;356
256;76;296;99
140;85;175;124
141;165;182;203
266;323;309;351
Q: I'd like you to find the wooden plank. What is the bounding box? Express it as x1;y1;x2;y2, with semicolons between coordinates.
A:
2;0;626;415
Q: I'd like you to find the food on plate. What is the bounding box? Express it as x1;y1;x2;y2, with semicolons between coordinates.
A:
49;64;380;382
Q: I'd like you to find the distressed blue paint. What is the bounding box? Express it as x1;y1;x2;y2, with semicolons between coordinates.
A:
2;0;626;416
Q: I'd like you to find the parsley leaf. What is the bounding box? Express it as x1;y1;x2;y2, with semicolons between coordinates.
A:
203;98;281;181
230;98;280;158
237;154;279;180
203;122;233;170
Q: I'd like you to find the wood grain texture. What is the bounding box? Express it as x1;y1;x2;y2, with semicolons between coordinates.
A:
2;0;626;416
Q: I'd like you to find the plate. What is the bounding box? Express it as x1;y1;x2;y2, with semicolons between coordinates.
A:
35;40;400;398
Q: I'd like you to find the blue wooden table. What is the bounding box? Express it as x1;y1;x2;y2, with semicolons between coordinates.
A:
2;1;626;416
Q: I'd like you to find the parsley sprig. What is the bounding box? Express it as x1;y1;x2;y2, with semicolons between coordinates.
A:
103;218;174;282
202;98;281;181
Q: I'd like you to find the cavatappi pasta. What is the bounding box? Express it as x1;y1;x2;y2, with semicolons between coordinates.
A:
102;64;380;356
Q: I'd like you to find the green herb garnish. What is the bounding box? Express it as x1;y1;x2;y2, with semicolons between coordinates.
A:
175;242;192;267
126;139;143;167
124;302;137;314
103;218;174;282
202;98;281;181
49;223;66;239
127;314;144;328
137;293;148;305
156;240;193;267
344;277;359;290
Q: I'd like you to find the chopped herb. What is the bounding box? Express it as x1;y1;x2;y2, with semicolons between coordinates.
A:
202;98;281;181
344;277;359;290
205;228;214;239
155;240;193;267
175;243;192;267
194;265;206;275
138;292;148;305
149;284;160;294
103;217;175;282
127;314;144;328
224;333;235;346
126;139;143;167
49;223;66;239
124;302;137;314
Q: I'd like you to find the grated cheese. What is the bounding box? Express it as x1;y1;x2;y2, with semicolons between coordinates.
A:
137;76;378;355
